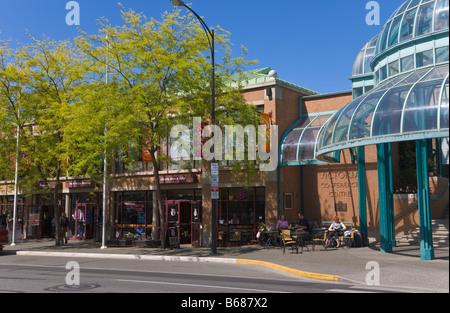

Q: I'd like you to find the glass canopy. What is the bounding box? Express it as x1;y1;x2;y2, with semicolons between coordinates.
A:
352;35;379;76
316;64;449;159
280;112;335;165
375;0;449;57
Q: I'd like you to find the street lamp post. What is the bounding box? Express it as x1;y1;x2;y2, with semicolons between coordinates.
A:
170;0;217;255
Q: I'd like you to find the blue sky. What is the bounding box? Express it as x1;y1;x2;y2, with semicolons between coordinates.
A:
0;0;405;94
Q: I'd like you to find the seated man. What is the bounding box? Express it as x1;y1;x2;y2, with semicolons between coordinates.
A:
296;213;311;233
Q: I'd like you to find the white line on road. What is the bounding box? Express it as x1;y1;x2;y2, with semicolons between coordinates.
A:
116;279;289;293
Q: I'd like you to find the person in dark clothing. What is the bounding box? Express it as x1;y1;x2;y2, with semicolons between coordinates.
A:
296;213;311;233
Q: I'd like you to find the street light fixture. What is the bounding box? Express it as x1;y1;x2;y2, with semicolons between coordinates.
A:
170;0;217;255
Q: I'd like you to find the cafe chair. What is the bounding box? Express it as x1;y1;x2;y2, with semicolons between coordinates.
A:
281;230;299;254
312;229;328;252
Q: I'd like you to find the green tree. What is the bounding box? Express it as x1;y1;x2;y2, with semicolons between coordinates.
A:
0;40;35;226
74;6;258;247
22;37;85;246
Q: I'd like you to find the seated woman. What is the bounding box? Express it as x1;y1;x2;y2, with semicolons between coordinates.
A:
276;214;288;231
325;216;346;248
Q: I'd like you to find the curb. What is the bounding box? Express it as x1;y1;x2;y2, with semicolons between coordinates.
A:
16;251;339;281
236;259;339;281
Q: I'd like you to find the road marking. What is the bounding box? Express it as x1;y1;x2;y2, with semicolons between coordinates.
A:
116;279;289;293
326;288;380;293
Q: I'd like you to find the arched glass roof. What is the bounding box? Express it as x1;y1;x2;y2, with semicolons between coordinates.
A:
316;64;449;159
352;35;379;76
281;0;448;166
375;0;449;57
280;112;335;165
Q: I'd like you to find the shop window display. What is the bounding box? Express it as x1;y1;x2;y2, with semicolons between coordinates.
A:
114;191;153;240
218;187;265;246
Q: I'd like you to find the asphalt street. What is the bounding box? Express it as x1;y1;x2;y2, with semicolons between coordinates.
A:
1;239;448;295
0;255;420;294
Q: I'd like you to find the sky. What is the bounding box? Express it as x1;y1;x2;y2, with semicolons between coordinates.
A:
0;0;406;94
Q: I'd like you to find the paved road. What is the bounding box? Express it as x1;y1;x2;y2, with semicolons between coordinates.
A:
0;255;407;295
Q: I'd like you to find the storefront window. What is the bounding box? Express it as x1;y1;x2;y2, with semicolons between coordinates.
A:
217;187;265;247
114;191;153;240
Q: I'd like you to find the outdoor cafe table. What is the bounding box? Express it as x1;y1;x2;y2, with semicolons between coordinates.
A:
261;231;279;247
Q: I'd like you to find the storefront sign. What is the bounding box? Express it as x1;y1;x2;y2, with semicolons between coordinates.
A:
67;180;95;188
29;213;40;226
36;181;59;189
236;191;249;200
159;174;197;184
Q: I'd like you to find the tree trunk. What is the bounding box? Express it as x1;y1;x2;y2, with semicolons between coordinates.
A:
150;149;165;249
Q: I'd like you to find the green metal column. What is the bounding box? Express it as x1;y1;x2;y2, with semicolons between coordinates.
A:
416;139;435;261
377;143;394;253
357;146;368;245
386;143;396;248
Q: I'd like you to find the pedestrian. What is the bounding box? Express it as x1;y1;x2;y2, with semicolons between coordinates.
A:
59;212;69;246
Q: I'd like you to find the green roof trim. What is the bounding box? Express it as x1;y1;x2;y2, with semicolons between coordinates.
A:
228;67;319;96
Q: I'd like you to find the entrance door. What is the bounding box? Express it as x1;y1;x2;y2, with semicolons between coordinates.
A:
71;204;87;240
164;201;200;246
191;201;202;247
26;206;41;239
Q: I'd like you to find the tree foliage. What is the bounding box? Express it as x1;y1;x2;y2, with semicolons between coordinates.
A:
0;6;258;247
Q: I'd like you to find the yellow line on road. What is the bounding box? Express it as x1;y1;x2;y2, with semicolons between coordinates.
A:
236;259;339;281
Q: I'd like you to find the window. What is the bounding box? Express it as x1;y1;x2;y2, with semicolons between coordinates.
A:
284;193;293;210
435;0;450;31
401;55;415;72
379;21;392;53
389;60;400;77
416;2;435;36
400;8;418;42
353;87;364;99
436;46;449;63
365;85;374;93
416;49;434;68
388;16;403;47
380;65;388;81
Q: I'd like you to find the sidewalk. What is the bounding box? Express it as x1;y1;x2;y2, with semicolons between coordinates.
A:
2;239;449;292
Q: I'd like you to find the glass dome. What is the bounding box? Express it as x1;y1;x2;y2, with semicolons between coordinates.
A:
352;35;379;76
280;112;335;165
375;0;449;57
316;64;449;159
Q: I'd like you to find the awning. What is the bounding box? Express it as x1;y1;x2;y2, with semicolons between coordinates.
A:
316;65;449;160
280;112;336;165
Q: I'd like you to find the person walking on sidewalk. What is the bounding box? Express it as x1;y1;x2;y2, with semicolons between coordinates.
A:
59;212;69;246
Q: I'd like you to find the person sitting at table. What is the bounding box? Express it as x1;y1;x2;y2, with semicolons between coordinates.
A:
296;213;311;233
325;216;346;248
230;213;240;225
276;214;288;231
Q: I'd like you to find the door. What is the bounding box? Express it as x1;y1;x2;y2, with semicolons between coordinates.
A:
165;201;180;246
191;201;202;247
165;200;201;246
26;206;42;239
71;204;87;240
